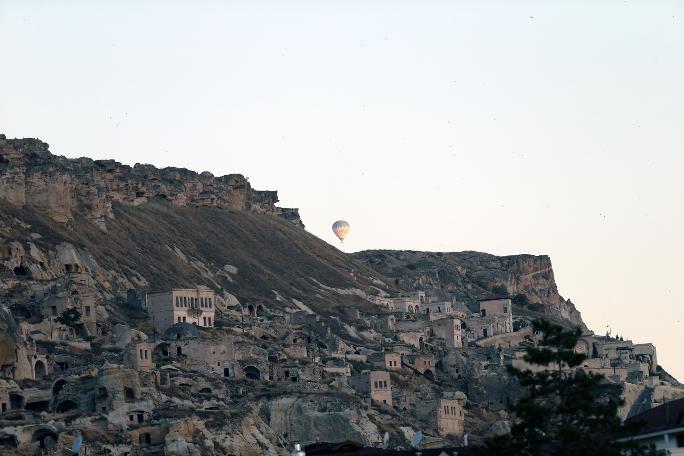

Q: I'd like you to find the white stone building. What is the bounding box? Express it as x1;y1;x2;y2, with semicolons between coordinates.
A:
146;289;216;332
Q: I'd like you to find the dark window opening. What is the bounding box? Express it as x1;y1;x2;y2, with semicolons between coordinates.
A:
34;360;46;378
140;433;152;445
52;380;67;396
25;401;50;412
13;266;29;277
244;366;260;380
0;435;16;447
10;394;24;410
124;387;135;402
56;400;78;413
176;346;182;355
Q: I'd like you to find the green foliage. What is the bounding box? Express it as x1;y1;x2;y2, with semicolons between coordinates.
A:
476;319;656;456
511;293;530;307
91;341;103;355
55;307;81;328
491;284;509;295
512;319;528;332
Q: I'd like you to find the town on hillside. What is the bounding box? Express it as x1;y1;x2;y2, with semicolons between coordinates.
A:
1;272;682;454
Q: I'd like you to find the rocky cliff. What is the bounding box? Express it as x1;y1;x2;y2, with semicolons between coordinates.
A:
0;135;302;229
354;250;586;329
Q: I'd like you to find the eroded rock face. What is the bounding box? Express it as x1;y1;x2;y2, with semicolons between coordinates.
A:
355;250;586;329
267;395;382;446
0;135;303;229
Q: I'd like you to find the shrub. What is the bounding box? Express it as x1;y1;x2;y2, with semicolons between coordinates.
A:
511;293;530;307
491;284;509;296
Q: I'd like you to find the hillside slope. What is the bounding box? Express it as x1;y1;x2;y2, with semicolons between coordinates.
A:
0;198;389;323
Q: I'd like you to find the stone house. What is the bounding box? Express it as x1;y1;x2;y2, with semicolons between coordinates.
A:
94;365;143;415
431;317;463;348
476;297;513;335
0;384;9;413
147;288;216;332
167;338;237;378
321;359;351;377
368;352;402;371
418;300;454;320
1;337;49;381
394;390;417;411
384;291;426;314
124;342;155;372
465;313;513;340
131;425;166;450
404;354;435;377
44;288;99;336
415;395;466;436
348;370;392;406
372;314;396;332
242;302;267;318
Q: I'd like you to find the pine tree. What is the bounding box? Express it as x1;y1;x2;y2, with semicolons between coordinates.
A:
56;307;82;330
477;319;655;456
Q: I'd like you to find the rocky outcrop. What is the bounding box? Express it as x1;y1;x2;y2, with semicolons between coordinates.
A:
0;134;303;229
267;395;382;446
355;250;586;329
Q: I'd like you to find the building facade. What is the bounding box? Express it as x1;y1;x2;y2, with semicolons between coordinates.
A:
348;370;392;406
432;318;463;348
147;289;216;332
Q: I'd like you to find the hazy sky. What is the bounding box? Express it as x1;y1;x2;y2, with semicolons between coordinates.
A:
1;1;683;379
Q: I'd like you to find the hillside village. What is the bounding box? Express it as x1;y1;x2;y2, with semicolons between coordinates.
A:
0;135;683;455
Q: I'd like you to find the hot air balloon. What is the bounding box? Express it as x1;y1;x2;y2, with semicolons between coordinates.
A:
332;220;350;242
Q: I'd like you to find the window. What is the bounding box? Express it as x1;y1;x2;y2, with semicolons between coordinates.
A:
503;304;508;313
51;306;57;316
182;316;186;322
139;349;144;360
444;405;448;414
208;317;212;326
129;414;134;422
203;317;207;326
144;350;148;360
383;381;388;388
208;299;212;308
177;317;181;323
85;306;91;317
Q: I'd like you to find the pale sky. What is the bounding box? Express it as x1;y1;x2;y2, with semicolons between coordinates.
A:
1;1;683;380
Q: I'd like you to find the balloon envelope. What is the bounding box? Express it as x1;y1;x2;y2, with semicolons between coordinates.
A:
332;220;350;242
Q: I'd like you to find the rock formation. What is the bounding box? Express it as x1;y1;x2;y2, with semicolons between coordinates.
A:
0;135;303;229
